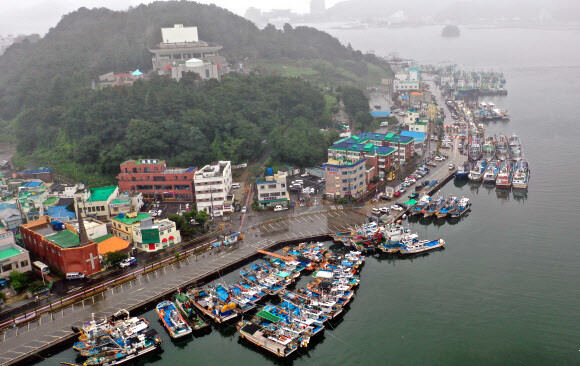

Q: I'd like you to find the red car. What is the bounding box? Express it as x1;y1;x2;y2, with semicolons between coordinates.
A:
394;191;402;197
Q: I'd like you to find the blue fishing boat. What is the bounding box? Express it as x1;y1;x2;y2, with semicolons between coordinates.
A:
450;198;471;218
156;300;192;339
454;162;470;179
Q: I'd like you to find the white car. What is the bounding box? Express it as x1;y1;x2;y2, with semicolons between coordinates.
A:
119;257;136;268
379;207;389;214
390;205;404;211
241;207;247;214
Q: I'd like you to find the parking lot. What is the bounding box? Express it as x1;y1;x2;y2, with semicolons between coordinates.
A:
250;209;368;241
287;173;325;206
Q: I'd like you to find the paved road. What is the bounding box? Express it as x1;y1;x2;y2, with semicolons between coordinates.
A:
0;209;368;366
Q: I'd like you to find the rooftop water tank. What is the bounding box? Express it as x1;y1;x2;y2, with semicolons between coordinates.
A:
266;168;273;176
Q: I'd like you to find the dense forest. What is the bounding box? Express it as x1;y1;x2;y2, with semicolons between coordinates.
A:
0;1;391;121
13;73;338;184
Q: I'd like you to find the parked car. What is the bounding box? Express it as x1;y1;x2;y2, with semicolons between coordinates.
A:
371;208;381;216
394;191;402;197
241;206;247;214
448;164;455;170
235;204;241;212
379;207;389;214
119;257;137;268
390;205;404;211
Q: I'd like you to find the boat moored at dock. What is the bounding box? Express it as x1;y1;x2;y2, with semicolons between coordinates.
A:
399;238;445;255
155;301;192;339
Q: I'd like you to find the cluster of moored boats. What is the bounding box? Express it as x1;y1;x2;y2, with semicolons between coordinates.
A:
71;309;162;366
331;221;446;255
238;248;364;357
69;232;450;362
457;133;530;189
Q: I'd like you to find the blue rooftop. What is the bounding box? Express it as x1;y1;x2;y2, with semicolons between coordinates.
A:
23;167;52;174
401;131;426;143
23;181;43;188
370;111;391;117
46;206;76;221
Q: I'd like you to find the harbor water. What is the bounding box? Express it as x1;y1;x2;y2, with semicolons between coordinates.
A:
35;26;579;365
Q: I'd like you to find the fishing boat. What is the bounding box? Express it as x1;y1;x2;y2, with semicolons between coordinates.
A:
188;286;239;324
468;160;487;181
399;238;445;255
508;133;523;161
264;304;325;337
408;196;430;216
468;140;482;161
512;159;530;189
482;160;499;183
83;329;162;366
450;198;471;218
496;135;509;161
280;290;343;320
240;263;291;295
482;137;495;161
495;160;513;189
156;301;192;339
454;162;470;179
435;196;458;219
423;196;445;218
237;310;307;357
173;292;210;331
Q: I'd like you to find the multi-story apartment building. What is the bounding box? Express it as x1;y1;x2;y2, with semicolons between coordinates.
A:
323;158;367;199
256;171;289;208
194;161;232;216
117;159;196;201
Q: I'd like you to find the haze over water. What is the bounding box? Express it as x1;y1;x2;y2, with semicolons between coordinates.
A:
37;26;580;365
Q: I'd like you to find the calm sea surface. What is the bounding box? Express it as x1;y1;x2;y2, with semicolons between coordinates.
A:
37;26;580;365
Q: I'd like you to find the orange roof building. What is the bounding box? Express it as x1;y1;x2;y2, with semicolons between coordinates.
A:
94;234;130;255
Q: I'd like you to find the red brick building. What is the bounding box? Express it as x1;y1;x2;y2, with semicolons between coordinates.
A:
117;159;197;201
20;216;102;276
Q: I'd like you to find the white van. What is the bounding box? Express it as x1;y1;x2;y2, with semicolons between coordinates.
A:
66;272;85;280
231;183;241;189
274;205;287;212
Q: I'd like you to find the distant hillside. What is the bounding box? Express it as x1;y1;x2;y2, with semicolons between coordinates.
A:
0;1;392;121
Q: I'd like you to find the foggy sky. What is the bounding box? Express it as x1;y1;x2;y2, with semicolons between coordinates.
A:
0;0;343;35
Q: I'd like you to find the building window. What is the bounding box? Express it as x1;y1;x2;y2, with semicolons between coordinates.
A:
153;176;166;181
183;176;187;180
2;263;12;272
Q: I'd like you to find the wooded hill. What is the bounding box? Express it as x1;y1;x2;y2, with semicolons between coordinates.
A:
0;1;389;183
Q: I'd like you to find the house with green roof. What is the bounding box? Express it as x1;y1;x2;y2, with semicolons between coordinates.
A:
74;186;119;220
110;212;152;243
0;238;31;279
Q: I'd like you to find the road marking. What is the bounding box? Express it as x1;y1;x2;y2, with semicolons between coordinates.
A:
275;222;282;228
305;229;313;236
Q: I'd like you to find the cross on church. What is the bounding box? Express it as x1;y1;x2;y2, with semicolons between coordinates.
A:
86;252;98;270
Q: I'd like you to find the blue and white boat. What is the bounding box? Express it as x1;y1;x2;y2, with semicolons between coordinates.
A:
399;238;445;255
156;301;192;339
468;160;487;181
450;198;471;218
454;162;470;179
